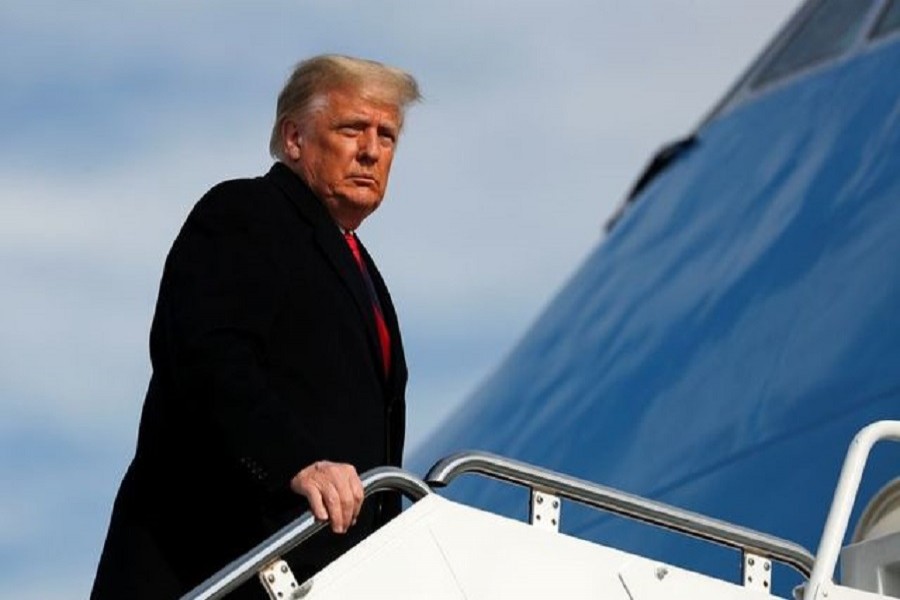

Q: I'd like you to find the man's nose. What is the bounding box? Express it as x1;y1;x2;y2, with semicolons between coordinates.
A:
357;129;381;162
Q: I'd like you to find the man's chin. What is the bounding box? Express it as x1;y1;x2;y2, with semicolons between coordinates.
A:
325;195;382;229
344;194;383;215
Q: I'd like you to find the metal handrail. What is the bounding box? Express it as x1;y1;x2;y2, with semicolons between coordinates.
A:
426;450;816;578
182;467;431;600
804;420;900;600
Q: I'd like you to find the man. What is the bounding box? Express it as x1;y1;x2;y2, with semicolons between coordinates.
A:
91;55;421;599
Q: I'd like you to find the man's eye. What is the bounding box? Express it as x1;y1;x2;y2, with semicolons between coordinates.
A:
338;126;359;136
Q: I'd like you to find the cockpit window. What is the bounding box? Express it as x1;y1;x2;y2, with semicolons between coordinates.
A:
871;0;900;38
751;0;876;89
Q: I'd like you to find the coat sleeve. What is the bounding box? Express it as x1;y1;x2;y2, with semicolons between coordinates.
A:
158;180;313;493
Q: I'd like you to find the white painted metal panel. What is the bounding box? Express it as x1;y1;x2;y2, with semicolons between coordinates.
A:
301;495;789;599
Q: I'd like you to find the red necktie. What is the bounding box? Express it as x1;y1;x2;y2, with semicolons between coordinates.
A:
344;232;392;378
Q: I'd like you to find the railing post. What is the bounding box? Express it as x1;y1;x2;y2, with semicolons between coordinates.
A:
804;421;900;600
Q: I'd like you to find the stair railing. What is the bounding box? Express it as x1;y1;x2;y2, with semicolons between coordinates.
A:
426;450;816;590
181;467;431;600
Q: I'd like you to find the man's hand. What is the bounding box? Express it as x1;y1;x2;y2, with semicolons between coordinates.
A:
289;461;365;533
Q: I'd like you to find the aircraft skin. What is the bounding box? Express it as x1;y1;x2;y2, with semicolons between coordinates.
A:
409;1;900;595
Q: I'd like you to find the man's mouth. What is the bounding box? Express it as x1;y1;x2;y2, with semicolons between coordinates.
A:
349;175;377;187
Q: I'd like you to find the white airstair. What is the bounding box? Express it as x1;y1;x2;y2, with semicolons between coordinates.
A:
183;421;900;600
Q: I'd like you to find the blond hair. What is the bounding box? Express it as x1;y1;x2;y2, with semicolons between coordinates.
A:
269;54;421;159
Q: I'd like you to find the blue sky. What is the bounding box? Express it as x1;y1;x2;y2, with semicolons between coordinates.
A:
0;2;799;597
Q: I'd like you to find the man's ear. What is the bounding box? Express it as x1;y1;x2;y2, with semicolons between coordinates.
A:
282;119;303;161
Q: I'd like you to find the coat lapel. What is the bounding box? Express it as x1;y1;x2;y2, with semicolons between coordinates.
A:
266;163;384;374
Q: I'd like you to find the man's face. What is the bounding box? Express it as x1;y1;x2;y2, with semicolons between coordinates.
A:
285;87;401;230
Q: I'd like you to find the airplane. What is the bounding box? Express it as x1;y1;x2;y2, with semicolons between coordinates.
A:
405;0;900;595
184;0;900;597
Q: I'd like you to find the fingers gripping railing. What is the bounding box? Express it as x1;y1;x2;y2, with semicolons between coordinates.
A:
426;451;816;582
182;467;431;600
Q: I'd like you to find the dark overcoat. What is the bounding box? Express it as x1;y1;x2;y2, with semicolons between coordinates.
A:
91;162;407;599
